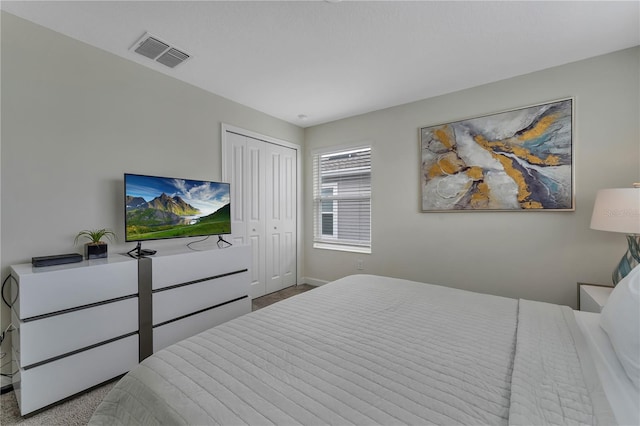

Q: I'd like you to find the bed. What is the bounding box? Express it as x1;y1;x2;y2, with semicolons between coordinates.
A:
89;271;639;425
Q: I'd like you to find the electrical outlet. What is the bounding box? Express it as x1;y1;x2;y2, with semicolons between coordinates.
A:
356;259;364;270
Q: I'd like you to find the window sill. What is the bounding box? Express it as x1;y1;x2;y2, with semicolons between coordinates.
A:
313;242;371;254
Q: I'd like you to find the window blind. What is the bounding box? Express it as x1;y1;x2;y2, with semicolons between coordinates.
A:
312;146;371;252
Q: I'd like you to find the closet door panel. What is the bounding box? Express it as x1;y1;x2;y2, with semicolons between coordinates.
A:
269;233;281;282
281;149;297;287
265;144;297;292
282;230;295;286
249;234;263;298
265;147;283;293
226;133;247;247
246;138;267;297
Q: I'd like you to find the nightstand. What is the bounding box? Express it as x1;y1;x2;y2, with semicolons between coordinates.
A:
578;283;614;313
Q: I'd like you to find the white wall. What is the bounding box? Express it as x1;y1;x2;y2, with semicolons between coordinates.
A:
0;12;303;371
304;46;640;308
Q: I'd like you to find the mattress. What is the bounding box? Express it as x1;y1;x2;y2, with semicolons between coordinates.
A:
574;311;640;426
90;274;615;425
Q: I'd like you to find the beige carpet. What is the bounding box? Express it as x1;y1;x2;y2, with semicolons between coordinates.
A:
1;283;315;425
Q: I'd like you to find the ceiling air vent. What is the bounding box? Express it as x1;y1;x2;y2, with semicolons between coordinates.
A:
130;33;190;68
156;48;190;68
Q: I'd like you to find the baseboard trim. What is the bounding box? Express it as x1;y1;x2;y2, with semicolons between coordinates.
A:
1;384;13;394
301;277;329;287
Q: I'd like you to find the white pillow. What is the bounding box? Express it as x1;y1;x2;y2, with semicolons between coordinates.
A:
600;263;640;389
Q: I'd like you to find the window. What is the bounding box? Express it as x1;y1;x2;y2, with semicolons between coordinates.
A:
312;146;371;253
321;184;338;238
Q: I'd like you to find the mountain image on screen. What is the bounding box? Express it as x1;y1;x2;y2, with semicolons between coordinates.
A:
125;174;231;241
126;193;200;222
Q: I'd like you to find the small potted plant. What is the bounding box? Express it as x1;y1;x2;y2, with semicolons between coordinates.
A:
74;228;116;259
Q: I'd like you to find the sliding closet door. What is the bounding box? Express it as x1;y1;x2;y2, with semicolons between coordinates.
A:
223;128;297;298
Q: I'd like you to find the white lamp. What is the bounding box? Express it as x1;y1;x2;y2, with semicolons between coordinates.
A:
590;184;640;285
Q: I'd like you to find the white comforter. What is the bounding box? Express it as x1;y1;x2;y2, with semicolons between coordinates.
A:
90;274;614;425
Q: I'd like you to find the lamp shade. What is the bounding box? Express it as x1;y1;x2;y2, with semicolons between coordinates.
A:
590;188;640;234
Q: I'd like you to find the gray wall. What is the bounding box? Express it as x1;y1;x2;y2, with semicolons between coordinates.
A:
0;12;303;369
304;46;640;308
0;11;304;263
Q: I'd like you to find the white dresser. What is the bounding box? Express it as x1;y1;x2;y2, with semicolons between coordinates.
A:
9;244;251;415
10;256;139;415
147;244;251;354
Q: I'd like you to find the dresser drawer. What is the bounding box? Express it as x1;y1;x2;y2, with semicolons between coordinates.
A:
12;297;138;367
152;271;248;325
151;246;249;290
11;258;138;319
13;334;138;415
153;297;250;352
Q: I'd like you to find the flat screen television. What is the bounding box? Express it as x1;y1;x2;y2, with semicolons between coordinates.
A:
125;173;231;242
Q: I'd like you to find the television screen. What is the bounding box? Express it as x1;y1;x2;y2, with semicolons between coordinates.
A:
125;173;231;242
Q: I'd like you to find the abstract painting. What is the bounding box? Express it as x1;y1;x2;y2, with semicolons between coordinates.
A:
420;98;573;212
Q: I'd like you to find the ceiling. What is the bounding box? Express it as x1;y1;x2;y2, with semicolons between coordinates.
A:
2;1;639;128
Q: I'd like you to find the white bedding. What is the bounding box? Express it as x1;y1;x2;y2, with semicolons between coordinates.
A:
90;274;614;425
574;310;640;426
